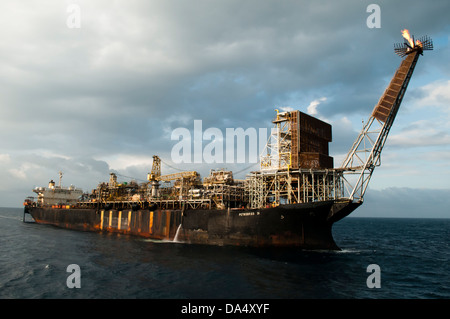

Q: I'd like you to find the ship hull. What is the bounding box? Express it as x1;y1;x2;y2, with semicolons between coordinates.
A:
24;200;360;250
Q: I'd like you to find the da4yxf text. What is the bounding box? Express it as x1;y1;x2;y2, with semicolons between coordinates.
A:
225;303;269;314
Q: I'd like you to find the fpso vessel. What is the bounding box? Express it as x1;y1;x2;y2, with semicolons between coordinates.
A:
23;31;432;249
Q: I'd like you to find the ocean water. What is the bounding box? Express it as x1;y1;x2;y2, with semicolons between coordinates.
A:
0;207;448;300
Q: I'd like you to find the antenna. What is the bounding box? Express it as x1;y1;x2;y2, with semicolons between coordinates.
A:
58;171;63;188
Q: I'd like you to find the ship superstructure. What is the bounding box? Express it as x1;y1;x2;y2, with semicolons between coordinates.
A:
31;172;83;207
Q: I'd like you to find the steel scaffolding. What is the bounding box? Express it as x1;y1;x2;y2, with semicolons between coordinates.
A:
247;169;344;209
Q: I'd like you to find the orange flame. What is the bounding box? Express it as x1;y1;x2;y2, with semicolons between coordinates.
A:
415;39;423;47
401;29;415;47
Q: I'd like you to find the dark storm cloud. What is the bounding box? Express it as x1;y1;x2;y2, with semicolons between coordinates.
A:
3;0;448;147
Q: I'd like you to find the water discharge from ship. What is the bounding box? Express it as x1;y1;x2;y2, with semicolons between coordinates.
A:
173;224;182;242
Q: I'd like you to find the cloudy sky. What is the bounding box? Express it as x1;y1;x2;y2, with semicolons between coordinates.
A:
1;0;449;217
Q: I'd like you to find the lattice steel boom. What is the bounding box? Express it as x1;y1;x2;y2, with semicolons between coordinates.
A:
340;31;433;202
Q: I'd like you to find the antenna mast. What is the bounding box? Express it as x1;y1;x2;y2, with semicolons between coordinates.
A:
58;171;63;188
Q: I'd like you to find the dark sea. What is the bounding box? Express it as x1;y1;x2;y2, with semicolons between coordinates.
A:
1;207;448;311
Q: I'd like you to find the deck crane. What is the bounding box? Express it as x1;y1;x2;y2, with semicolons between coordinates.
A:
147;155;200;198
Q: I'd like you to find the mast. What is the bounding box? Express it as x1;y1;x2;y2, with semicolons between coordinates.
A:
58;171;63;188
340;31;433;202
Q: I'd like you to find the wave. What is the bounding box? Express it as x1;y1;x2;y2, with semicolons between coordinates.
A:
0;215;22;221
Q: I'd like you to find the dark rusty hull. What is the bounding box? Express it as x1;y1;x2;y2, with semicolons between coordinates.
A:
24;200;360;250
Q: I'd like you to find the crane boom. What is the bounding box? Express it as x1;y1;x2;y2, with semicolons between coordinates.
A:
147;155;199;182
157;171;199;182
340;32;432;202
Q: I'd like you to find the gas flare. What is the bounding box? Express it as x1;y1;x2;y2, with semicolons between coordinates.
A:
401;29;415;47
